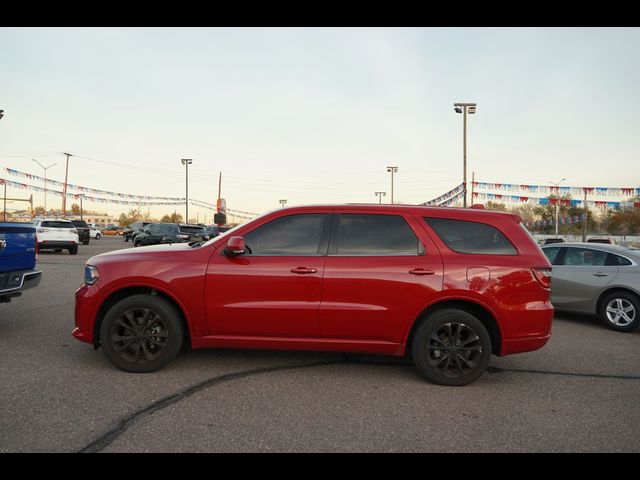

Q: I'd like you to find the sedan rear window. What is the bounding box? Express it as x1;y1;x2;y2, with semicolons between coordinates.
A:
424;217;517;255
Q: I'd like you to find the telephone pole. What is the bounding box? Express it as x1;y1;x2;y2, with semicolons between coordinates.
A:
62;152;72;217
181;159;193;223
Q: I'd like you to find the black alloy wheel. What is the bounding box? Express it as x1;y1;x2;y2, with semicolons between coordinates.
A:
412;309;491;386
100;294;184;373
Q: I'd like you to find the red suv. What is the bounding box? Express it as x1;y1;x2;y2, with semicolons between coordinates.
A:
73;205;553;385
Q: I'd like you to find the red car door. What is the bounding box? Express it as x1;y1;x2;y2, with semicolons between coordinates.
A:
319;212;444;344
205;212;331;338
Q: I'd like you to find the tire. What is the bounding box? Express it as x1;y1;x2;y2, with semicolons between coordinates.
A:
124;235;129;242
100;294;184;373
600;292;640;332
96;233;101;240
68;246;78;255
411;309;492;386
134;240;141;247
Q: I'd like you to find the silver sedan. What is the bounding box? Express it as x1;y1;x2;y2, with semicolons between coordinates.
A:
541;243;640;332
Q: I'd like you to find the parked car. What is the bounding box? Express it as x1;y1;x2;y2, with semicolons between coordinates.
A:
88;224;101;240
123;221;150;242
587;237;617;245
133;223;207;247
74;204;554;385
541;243;640;332
543;238;567;245
0;222;42;303
70;219;91;245
33;218;79;254
101;225;125;236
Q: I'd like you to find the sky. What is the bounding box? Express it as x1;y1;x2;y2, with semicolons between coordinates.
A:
1;27;639;221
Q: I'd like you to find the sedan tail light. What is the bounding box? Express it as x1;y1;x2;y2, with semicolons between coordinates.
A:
532;267;552;289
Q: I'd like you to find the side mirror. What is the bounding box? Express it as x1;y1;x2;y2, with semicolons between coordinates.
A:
225;236;246;256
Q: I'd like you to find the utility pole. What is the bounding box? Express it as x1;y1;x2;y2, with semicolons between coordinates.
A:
3;180;6;221
550;178;566;237
582;189;588;242
386;167;398;204
218;172;222;203
454;103;477;208
181;159;193;223
80;194;84;220
375;191;386;204
62;152;72;217
471;171;475;205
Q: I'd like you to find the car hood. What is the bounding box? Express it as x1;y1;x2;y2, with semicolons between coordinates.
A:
89;242;195;263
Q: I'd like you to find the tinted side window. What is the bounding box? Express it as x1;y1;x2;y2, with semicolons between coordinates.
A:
562;247;607;266
542;247;563;265
244;214;327;255
606;253;632;266
334;214;422;255
425;217;517;255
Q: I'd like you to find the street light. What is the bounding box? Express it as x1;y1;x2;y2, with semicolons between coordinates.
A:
375;191;386;204
454;102;477;208
181;159;193;223
279;199;287;208
32;159;57;213
386;167;398;204
549;178;566;237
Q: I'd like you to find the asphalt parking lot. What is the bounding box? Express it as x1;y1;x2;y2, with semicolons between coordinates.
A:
1;236;639;453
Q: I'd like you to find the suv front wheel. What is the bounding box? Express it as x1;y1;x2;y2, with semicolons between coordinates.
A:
412;309;491;386
100;294;184;373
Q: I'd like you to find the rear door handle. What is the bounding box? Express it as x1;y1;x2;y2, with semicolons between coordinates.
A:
409;268;435;276
593;273;608;277
291;267;318;274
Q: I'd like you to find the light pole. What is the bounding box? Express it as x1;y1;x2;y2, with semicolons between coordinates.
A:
32;159;57;213
375;191;386;204
549;178;566;237
454;102;476;208
386;167;398;204
279;199;287;208
181;159;193;223
61;152;72;217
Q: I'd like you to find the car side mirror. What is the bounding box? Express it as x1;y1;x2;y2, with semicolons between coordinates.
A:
225;236;246;256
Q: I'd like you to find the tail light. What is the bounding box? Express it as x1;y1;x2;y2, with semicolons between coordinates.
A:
532;267;552;289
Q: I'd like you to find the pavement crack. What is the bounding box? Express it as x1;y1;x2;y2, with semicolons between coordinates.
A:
78;360;340;453
487;366;640;381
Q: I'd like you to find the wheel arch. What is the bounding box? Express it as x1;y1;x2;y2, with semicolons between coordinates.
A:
92;285;192;349
405;299;503;356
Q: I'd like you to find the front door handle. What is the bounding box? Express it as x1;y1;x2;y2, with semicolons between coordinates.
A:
409;268;435;276
593;273;608;277
291;267;318;274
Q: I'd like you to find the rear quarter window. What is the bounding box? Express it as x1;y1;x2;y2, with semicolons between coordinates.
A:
424;217;518;255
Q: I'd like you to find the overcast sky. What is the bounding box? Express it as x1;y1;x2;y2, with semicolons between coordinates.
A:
1;27;639;220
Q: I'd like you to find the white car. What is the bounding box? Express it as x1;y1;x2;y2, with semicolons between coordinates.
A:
88;224;102;239
33;218;79;255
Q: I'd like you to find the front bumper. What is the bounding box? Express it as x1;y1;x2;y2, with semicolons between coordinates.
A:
73;283;103;345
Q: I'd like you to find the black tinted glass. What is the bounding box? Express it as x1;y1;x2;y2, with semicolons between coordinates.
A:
71;220;88;228
606;253;632;266
335;214;421;255
244;214;326;255
542;247;562;265
42;221;74;228
180;226;205;234
425;217;517;255
563;247;607;266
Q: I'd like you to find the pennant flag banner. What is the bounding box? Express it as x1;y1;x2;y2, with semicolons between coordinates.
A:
3;167;185;201
421;183;465;206
471;192;640;209
473;181;640;198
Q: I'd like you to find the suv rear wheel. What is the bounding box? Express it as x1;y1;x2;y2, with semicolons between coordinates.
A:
100;294;184;373
68;246;78;255
412;309;491;386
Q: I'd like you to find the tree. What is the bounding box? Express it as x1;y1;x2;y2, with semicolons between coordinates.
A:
160;212;183;223
118;209;143;226
71;203;81;215
485;201;507;212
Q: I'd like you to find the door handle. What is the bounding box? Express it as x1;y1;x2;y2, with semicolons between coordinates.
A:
291;267;318;274
593;273;608;277
409;268;435;276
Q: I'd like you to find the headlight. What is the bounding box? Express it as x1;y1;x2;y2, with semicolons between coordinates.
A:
84;264;100;285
